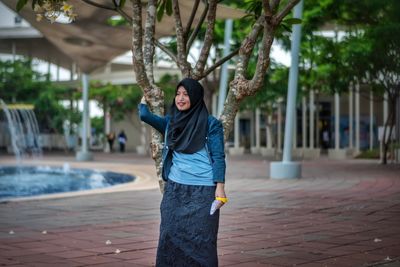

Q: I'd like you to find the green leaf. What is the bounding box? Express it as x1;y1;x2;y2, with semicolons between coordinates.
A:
166;0;172;16
16;0;28;12
283;18;302;25
119;0;126;7
281;23;292;33
157;0;166;22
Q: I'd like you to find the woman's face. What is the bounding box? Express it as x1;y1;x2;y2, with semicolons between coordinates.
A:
175;86;191;111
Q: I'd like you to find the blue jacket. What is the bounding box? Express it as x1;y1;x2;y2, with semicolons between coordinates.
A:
138;104;226;183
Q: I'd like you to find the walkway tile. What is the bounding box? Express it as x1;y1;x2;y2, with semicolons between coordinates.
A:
0;153;399;266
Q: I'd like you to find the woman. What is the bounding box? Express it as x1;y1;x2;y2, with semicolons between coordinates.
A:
139;78;227;267
107;131;115;152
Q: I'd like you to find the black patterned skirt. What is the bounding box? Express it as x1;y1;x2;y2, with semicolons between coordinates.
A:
156;180;219;267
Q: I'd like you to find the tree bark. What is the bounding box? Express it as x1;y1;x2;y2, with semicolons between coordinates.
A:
382;97;397;164
172;0;191;77
131;0;164;186
192;0;218;79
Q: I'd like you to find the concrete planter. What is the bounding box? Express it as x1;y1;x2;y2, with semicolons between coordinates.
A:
291;148;321;160
250;147;261;154
260;148;275;157
328;148;347;160
228;147;245;155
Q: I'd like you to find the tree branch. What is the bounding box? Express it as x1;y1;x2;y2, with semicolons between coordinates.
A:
184;0;200;39
154;39;178;63
131;0;150;90
172;0;191;76
82;0;133;24
192;0;218;79
263;0;272;18
116;7;133;24
186;1;209;53
250;18;275;92
81;0;115;10
144;0;157;84
271;0;281;13
235;15;265;78
200;47;240;80
275;0;301;24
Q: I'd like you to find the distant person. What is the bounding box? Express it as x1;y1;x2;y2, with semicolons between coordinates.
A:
118;130;127;153
107;132;115;152
322;129;330;149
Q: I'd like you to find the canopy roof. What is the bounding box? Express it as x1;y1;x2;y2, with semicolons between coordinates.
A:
0;0;244;73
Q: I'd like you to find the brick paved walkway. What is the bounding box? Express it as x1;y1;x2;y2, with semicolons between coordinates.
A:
0;153;399;266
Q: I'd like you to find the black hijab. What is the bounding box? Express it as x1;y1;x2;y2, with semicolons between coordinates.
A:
166;78;209;154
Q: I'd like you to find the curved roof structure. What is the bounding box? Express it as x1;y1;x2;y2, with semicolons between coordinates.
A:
0;0;244;73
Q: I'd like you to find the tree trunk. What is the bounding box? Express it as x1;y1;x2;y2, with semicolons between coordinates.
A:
382;99;395;164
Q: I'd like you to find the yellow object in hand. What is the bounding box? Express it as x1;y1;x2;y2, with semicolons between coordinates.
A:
215;197;228;203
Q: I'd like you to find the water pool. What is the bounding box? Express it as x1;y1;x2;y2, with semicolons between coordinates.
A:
0;166;135;199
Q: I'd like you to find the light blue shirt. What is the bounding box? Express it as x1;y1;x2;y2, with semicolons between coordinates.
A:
168;147;215;186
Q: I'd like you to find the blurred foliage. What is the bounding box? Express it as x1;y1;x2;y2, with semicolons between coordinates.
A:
354;148;380;159
88;73;180;121
88;81;142;122
0;59;79;133
90;116;104;135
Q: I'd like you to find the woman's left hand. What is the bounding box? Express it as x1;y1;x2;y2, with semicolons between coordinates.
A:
215;183;227;210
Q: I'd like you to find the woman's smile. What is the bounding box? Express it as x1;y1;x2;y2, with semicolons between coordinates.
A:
175;86;191;111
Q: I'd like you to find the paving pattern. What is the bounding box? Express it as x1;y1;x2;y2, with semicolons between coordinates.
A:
0;153;399;266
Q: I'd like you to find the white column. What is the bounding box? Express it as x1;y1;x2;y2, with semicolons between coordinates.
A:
270;0;303;179
349;86;354;149
105;109;111;135
217;19;233;116
105;62;111;74
12;42;16;62
104;108;111;152
369;90;374;150
47;61;51;80
315;98;320;147
334;92;340;150
140;123;147;153
255;108;261;148
56;63;60;81
212;93;218;117
267;114;273;149
277;102;282;152
76;74;93;161
383;92;389;124
229;112;245;155
70;62;76;81
302;95;307;149
141;123;147;144
234;113;240;148
82;75;89;152
250;112;255;147
355;84;360;153
309;90;315;149
293;106;297;149
328;91;348;160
